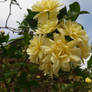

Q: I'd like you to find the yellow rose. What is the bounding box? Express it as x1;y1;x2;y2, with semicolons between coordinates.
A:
32;0;62;24
32;0;61;13
85;77;92;83
27;35;46;64
36;19;58;34
57;20;90;59
41;33;82;75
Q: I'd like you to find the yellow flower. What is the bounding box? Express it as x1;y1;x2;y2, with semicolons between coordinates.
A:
39;54;54;76
32;0;61;13
57;20;88;42
85;77;92;83
0;30;5;34
27;32;89;76
27;35;52;63
88;90;92;92
36;10;58;34
36;19;58;34
32;0;61;34
36;75;40;79
36;10;59;24
41;33;82;75
27;35;46;64
57;20;90;59
32;0;62;22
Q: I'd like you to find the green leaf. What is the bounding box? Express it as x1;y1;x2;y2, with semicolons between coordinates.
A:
28;64;38;73
53;84;59;91
57;7;67;20
20;9;39;30
73;67;88;78
0;34;9;43
27;9;38;18
65;2;80;21
87;56;92;69
24;32;29;46
80;11;90;14
4;34;9;42
25;15;37;30
61;84;74;91
66;2;90;21
69;2;80;12
66;11;79;21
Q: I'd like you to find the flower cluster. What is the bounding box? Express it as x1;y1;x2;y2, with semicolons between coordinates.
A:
27;0;90;76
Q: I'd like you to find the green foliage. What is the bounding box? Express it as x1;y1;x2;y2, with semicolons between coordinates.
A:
87;56;92;69
0;34;9;44
66;2;89;21
19;9;38;30
57;7;67;20
0;61;92;92
24;31;30;46
72;67;89;78
58;2;89;21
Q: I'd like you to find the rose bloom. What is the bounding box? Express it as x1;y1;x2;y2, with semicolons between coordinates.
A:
85;77;92;83
32;0;61;13
36;19;58;34
57;20;90;59
40;33;82;76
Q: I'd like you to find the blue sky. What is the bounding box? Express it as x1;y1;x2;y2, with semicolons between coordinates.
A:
77;0;92;44
0;0;92;44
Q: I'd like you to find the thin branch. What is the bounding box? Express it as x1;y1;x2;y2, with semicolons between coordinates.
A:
0;0;7;3
0;0;22;33
11;0;22;9
0;26;21;33
5;0;12;27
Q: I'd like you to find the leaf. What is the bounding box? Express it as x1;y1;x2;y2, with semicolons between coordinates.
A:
24;32;29;46
20;9;39;30
66;2;80;21
57;7;67;20
80;11;90;14
87;56;92;69
66;2;89;21
27;9;38;18
0;34;9;43
66;11;79;21
4;34;9;42
73;67;88;78
28;64;38;73
69;2;80;12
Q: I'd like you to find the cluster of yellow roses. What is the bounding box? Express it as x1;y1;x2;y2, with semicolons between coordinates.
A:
27;0;90;76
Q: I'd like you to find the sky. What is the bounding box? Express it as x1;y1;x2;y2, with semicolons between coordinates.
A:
0;0;92;44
